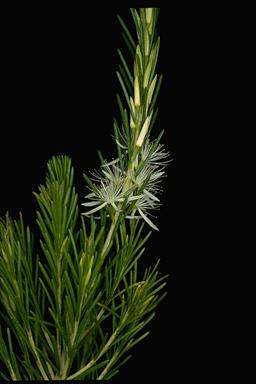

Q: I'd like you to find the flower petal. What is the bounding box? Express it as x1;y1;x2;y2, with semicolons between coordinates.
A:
82;201;101;207
138;208;159;231
144;189;160;202
82;202;108;216
128;194;144;201
85;192;96;198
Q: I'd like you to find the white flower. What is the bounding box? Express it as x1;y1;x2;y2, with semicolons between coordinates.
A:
82;139;170;230
133;164;162;199
82;164;125;215
125;140;170;229
134;140;170;198
126;194;160;231
140;139;170;166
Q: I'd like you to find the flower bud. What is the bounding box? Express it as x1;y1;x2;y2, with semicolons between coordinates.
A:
130;97;136;128
136;45;143;73
134;76;140;107
136;111;153;147
146;8;153;24
148;20;153;35
134;61;139;77
130;96;135;114
143;61;151;88
147;74;157;105
144;29;149;56
144;43;158;88
130;116;136;129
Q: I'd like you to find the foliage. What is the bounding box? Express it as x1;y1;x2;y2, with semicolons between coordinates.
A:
0;8;169;380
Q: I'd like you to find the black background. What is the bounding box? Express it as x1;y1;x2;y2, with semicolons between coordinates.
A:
0;4;192;382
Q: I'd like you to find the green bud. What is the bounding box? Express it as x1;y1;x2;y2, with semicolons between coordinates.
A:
136;44;143;74
134;60;139;77
130;97;136;128
147;74;157;105
130;96;135;114
143;61;151;88
144;29;149;56
144;44;157;88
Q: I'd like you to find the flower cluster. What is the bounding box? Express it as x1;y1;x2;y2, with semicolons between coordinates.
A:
82;140;170;230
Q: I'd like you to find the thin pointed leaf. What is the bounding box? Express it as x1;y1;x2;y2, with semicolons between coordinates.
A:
117;48;133;85
116;71;136;124
117;15;136;51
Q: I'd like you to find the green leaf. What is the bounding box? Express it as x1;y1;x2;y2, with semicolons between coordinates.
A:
117;15;136;52
117;48;133;85
7;328;21;380
116;71;136;124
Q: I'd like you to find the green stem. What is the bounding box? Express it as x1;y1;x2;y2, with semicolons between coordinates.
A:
101;151;137;260
66;358;96;381
101;211;119;258
56;272;62;372
66;311;128;381
60;320;79;379
97;350;119;380
27;329;49;380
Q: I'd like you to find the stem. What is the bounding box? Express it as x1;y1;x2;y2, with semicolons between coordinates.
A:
60;320;79;379
27;329;49;380
101;144;139;258
101;211;119;258
56;243;65;374
66;358;96;381
97;350;119;380
100;145;139;262
66;311;128;381
7;360;17;381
